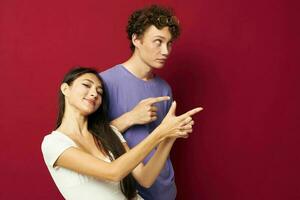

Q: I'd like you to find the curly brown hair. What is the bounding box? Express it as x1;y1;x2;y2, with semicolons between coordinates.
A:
126;5;181;51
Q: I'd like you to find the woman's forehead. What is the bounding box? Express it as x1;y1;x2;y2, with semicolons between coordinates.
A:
76;73;102;86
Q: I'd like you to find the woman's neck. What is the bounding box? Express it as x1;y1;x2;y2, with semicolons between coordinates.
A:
57;108;89;136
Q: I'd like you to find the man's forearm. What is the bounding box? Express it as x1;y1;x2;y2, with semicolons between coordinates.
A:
110;112;135;133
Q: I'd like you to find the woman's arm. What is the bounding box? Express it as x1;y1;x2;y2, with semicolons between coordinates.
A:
124;138;176;188
55;102;201;182
55;128;163;182
127;118;194;187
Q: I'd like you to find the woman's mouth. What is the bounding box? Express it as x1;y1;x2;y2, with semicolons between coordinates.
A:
84;98;96;106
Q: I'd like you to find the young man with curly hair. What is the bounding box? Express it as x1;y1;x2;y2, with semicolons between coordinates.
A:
100;5;181;200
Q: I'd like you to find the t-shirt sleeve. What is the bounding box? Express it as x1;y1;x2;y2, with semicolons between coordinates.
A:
165;84;173;114
110;125;126;143
41;133;75;168
99;72;115;121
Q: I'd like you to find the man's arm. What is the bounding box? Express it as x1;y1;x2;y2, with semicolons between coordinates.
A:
111;96;170;133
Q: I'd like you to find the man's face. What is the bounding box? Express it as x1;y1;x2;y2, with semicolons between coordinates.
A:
135;25;173;69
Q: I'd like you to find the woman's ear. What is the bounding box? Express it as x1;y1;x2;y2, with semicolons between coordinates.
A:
60;83;70;96
132;33;141;49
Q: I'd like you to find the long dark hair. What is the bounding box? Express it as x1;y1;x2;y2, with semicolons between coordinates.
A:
56;67;137;199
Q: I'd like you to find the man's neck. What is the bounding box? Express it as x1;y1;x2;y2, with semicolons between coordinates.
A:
122;52;154;81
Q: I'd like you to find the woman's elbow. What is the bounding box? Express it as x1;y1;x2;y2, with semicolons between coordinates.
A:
141;182;152;188
106;174;122;182
104;166;123;182
136;178;153;188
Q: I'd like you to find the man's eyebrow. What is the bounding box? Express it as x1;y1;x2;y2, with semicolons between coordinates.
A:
153;35;173;42
153;35;166;39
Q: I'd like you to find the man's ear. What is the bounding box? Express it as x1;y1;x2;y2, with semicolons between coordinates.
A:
60;83;70;96
132;33;142;49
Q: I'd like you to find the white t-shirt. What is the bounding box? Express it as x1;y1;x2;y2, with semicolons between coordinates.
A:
41;129;143;200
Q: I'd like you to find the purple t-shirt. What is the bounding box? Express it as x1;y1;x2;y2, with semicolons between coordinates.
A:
100;64;176;200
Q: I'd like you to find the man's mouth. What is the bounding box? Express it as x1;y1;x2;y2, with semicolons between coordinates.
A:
156;59;167;63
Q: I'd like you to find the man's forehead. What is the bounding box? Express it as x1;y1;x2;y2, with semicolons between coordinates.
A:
143;25;172;40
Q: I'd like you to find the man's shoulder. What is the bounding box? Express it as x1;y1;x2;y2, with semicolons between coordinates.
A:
154;75;172;89
99;65;126;86
100;64;121;78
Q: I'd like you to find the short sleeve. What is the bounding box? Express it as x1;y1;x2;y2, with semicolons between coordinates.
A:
41;132;76;168
165;84;173;115
110;125;126;143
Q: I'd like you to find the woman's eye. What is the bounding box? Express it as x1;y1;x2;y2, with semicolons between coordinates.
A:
97;90;103;95
82;83;91;88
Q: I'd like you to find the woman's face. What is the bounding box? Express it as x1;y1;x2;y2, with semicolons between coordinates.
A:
64;73;103;116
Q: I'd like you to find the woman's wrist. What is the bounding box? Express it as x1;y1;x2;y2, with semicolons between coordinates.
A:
151;126;168;143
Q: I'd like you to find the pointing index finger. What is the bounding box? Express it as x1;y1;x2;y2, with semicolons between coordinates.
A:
179;107;203;119
148;96;170;105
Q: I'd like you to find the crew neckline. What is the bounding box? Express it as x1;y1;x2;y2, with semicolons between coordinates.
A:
118;64;158;83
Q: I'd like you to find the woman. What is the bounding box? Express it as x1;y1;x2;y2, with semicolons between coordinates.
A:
41;67;202;200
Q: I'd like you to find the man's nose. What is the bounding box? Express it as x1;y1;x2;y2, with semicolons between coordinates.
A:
161;44;170;56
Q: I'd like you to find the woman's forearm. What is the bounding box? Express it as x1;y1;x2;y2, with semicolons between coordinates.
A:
110;129;164;181
133;138;176;187
55;128;164;182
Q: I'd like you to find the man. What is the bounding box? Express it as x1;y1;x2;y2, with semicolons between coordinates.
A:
101;5;181;200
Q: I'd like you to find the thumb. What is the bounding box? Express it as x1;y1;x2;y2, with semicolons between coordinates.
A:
167;101;176;116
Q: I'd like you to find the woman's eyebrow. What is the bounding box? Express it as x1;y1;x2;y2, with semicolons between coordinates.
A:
82;79;102;88
82;79;93;83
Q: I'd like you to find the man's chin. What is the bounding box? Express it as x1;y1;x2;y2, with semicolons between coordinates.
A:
152;63;165;69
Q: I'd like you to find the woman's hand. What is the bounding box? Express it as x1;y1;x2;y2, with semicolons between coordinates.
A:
156;101;203;139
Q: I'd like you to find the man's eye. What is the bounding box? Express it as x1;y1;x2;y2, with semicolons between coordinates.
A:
155;40;162;45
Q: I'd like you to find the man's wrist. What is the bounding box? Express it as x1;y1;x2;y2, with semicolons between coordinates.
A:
124;111;135;127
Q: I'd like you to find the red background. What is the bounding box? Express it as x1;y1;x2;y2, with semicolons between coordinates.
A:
1;0;300;199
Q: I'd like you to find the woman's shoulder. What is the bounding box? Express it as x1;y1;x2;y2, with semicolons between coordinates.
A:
42;131;76;146
41;131;77;167
41;131;77;156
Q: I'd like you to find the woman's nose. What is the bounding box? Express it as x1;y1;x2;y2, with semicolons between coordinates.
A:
89;88;98;98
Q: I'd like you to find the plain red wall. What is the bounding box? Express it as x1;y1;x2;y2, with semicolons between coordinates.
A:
1;0;299;199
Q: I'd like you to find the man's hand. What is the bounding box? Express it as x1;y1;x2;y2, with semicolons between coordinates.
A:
127;96;171;125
